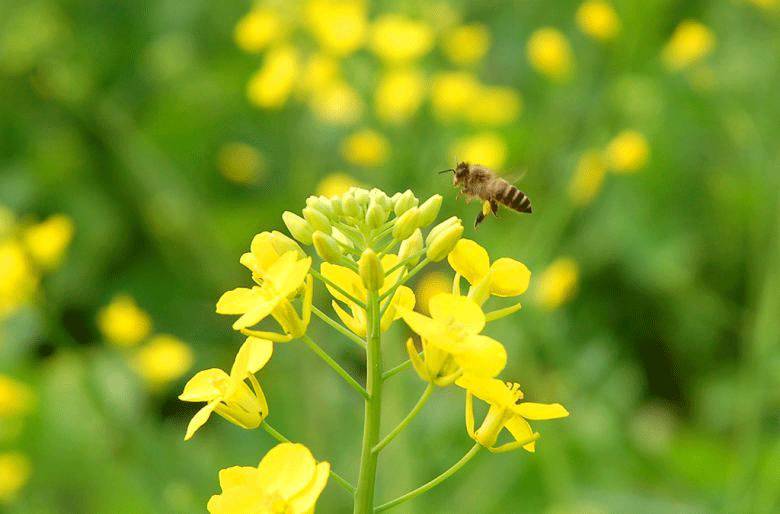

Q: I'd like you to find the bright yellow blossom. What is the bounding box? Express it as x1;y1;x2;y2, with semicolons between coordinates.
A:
457;374;568;452
341;129;389;167
247;45;300;109
22;214;74;269
526;27;573;81
369;15;435;63
576;1;620;41
605;130;649;173
308;80;363;125
0;375;35;417
234;7;286;54
568;150;607;206
316;173;362;198
179;337;272;440
431;71;480;121
0;452;31;502
415;271;451;315
97;295;152;347
305;0;367;56
133;335;193;387
448;239;530;306
299;53;340;94
450;132;507;170
0;240;38;317
662;20;715;71
375;68;426;124
207;443;329;514
465;86;522;126
442;24;490;66
535;257;579;310
217;143;265;185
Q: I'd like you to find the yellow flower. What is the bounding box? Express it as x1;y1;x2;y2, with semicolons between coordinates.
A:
450;132;507;170
308;80;363;125
247;45;300;109
535;257;579;310
448;238;530;305
415;271;451;315
0;375;35;417
465;86;522;126
217;143;265;185
457;374;568;452
97;295;153;347
234;7;286;54
431;71;480;121
133;335;193;387
526;27;573;81
179;337;272;440
568;150;607;206
316;173;362;198
576;1;620;41
0;240;37;317
22;214;74;269
442;24;490;66
0;452;31;502
341;129;389;167
375;68;426;124
322;254;415;337
207;443;329;514
401;293;506;379
305;0;367;56
369;14;435;63
299;53;340;95
661;20;715;71
605;130;649;173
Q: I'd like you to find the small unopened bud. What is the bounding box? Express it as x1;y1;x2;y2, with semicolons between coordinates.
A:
417;194;443;227
329;195;343;216
312;231;343;263
426;216;460;246
269;231;303;256
283;211;314;245
398;229;424;266
303;207;331;233
394;190;418;216
342;193;361;218
365;199;387;229
370;188;392;212
306;195;334;218
427;222;463;262
359;248;384;291
331;227;354;250
393;207;420;240
353;188;370;206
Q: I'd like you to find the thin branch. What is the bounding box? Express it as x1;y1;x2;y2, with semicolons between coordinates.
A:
301;335;368;399
311;305;367;350
311;269;366;309
373;384;434;454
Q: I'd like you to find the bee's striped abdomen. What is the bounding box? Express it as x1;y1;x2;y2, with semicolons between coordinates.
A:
496;180;532;214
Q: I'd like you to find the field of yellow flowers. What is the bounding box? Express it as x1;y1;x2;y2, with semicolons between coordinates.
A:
1;0;778;512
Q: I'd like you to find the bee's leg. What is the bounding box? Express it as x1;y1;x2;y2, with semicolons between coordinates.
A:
490;200;499;217
475;200;491;229
474;210;486;228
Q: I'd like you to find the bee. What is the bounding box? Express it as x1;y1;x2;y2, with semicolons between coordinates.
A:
439;161;532;228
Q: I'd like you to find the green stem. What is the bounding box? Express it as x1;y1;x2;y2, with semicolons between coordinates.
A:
301;335;368;400
379;258;430;316
383;248;426;276
311;305;367;350
381;358;412;381
311;269;367;309
373;384;433;454
261;422;355;494
375;443;482;512
354;290;383;513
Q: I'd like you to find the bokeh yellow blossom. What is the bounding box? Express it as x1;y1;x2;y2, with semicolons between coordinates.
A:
747;0;779;10
605;130;649;173
341;129;389;167
316;173;361;198
217;143;265;184
375;68;426;124
526;28;573;81
450;132;507;170
308;80;363;125
234;7;286;54
568;150;607;206
0;452;31;502
535;258;579;310
133;335;193;388
431;71;480;121
247;45;300;109
305;0;367;56
415;271;451;315
97;295;153;347
576;1;620;41
465;86;522;126
369;15;435;63
661;20;715;71
0;241;38;317
0;376;35;418
299;53;340;95
22;214;74;269
442;24;490;66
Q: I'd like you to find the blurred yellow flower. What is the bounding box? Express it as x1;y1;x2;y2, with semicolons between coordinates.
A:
661;20;715;71
0;376;35;418
247;45;300;109
179;337;272;440
316;173;361;198
535;257;579;310
299;53;340;94
97;295;152;347
207;442;329;514
0;241;37;317
442;24;491;66
133;335;193;388
0;452;31;502
369;15;435;63
568;150;607;206
217;143;265;185
450;132;507;170
234;7;286;54
457;374;568;452
747;0;779;10
308;80;363;125
431;71;480;121
415;271;451;315
526;27;573;81
375;68;426;124
605;130;649;173
465;86;522;126
448;239;531;305
576;1;620;41
22;214;74;270
341;129;389;167
305;0;367;56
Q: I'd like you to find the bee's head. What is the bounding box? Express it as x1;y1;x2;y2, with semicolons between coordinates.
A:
453;162;470;185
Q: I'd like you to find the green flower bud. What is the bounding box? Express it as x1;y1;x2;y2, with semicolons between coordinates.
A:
312;231;343;263
398;229;424;266
426;216;460;246
370;188;392;212
392;207;420;240
426;222;463;262
332;227;354;251
393;189;419;216
306;195;334;218
342;193;361;218
328;195;343;216
417;194;443;228
353;188;370;206
303;206;332;233
390;192;403;206
283;211;314;245
359;248;384;291
365;199;387;229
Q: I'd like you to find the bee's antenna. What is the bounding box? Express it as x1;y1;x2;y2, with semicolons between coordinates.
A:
437;168;455;174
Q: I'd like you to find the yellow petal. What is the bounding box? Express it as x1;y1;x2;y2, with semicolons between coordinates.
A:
455;374;516;407
332;300;366;337
400;308;448;342
288;461;330;513
265;252;312;299
447;239;490;285
380;286;415;331
230;337;274;379
321;263;365;303
216;287;260;314
505;415;536;452
256;443;317;500
218;466;260;491
184;400;218;440
250;232;282;274
179;369;230;402
429;293;485;335
453;335;506;378
232;297;276;330
207;467;263;513
489;258;531;297
514;402;569;420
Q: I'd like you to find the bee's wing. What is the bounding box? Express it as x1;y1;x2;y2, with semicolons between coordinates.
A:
499;168;528;185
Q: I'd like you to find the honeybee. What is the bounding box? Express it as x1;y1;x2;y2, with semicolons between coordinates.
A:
439;162;532;228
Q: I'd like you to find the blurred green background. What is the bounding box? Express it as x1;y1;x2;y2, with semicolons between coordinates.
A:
1;0;779;512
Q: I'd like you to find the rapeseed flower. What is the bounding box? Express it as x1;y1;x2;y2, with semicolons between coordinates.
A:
22;214;74;270
0;240;37;317
448;239;531;305
450;132;507;170
0;376;35;418
431;71;480;121
234;7;286;54
569;150;607;206
217;142;265;185
415;271;451;315
369;15;435;63
341;129;390;167
576;1;620;41
375;68;426;124
0;452;31;502
605;130;649;173
308;80;363;125
247;45;300;109
442;24;490;66
535;257;579;310
97;295;153;347
305;0;367;56
662;20;715;71
465;86;522;126
526;27;573;81
132;335;193;388
316;173;362;197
